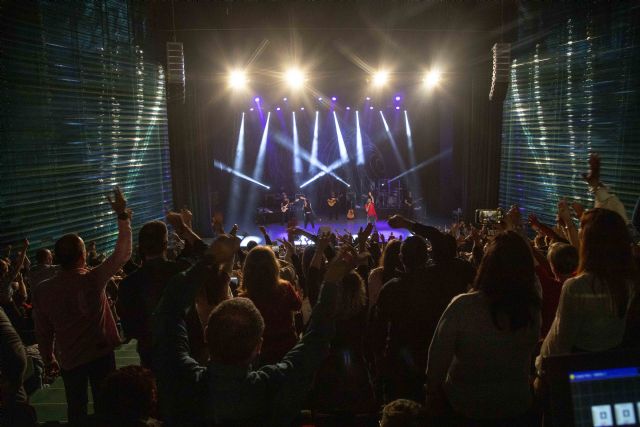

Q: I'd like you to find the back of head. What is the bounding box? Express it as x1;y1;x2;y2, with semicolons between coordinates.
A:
100;365;156;423
547;242;578;278
473;231;540;330
400;235;429;271
138;221;168;260
242;246;280;299
206;298;265;365
246;240;258;252
36;248;52;265
380;399;424;427
55;234;85;270
336;270;366;319
580;208;636;317
432;233;457;263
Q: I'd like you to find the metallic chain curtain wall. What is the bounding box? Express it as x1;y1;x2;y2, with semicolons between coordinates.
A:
0;0;173;252
499;2;640;226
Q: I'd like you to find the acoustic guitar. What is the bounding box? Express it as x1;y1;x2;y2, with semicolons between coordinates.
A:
346;208;355;220
327;197;338;207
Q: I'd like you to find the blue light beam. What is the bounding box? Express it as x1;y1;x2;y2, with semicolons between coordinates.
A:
292;112;302;174
300;159;351;188
388;148;452;182
379;111;406;170
215;160;271;189
310;111;319;174
252;112;271;181
356;110;364;165
333;111;349;162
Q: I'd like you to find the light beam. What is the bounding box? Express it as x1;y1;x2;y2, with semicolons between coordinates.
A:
356;110;364;165
215;160;271;189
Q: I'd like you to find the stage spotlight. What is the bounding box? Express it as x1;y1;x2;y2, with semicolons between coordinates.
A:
228;69;248;89
318;97;323;101
346;106;351;110
366;96;371;101
369;106;374;110
423;69;442;88
372;70;389;87
285;68;305;89
331;96;337;101
395;96;401;101
254;97;260;103
395;106;400;110
283;97;288;101
276;107;281;111
300;107;305;110
249;107;254;111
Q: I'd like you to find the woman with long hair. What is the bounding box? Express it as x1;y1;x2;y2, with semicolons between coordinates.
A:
240;246;302;364
367;239;402;311
425;231;541;423
538;208;638;363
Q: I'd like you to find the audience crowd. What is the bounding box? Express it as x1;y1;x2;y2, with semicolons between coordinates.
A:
1;154;639;426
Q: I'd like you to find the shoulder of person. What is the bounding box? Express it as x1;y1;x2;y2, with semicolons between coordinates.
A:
561;273;594;294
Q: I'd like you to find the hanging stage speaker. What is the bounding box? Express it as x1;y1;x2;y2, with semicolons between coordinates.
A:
166;42;185;103
490;42;510;101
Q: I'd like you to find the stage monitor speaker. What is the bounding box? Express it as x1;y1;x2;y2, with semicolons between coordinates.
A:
490;42;510;101
166;41;185;103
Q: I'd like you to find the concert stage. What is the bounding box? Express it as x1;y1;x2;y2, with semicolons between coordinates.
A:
236;213;448;247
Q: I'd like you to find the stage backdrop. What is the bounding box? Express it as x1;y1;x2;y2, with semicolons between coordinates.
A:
0;0;173;252
499;1;640;226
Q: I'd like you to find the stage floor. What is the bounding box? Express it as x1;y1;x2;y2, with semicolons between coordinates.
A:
235;214;449;247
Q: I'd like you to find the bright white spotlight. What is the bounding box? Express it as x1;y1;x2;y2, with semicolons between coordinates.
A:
285;68;305;89
214;160;270;189
423;69;442;88
228;69;248;89
372;70;389;87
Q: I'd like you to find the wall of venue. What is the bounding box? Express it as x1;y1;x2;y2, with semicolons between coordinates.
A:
0;0;173;251
500;1;640;225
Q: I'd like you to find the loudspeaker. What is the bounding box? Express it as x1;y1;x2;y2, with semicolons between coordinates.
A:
166;42;185;103
490;42;510;101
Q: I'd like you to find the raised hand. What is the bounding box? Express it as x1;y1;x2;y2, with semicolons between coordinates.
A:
259;226;267;235
180;208;193;228
581;152;601;187
557;199;572;224
357;223;373;245
388;214;412;230
106;186;127;215
528;213;542;230
166;211;187;233
230;224;239;237
324;245;358;283
571;202;585;220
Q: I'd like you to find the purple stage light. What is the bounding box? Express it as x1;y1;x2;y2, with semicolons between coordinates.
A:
250;107;254;111
331;96;337;101
301;107;305;110
346;106;351;110
254;97;260;103
276;107;281;111
395;106;400;110
318;97;323;101
395;96;401;101
283;97;288;101
366;96;371;101
369;106;374;110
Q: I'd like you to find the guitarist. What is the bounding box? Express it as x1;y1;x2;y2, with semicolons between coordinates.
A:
404;191;414;220
280;194;291;225
327;192;339;221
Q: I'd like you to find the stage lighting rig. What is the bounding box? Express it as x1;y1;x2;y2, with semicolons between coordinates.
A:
228;69;248;89
372;70;389;87
423;69;442;88
285;68;305;89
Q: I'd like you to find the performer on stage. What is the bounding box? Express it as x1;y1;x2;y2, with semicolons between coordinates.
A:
404;191;414;220
301;196;315;229
327;192;339;221
280;193;290;225
365;191;377;229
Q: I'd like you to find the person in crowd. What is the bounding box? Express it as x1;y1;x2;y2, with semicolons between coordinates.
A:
86;241;105;267
1;238;29;311
117;212;206;368
426;231;541;425
537;208;638;368
94;365;160;427
240;246;302;364
311;270;376;414
0;307;37;427
28;248;58;291
32;187;132;424
367;239;402;312
153;244;358;427
373;230;469;404
380;399;425;427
